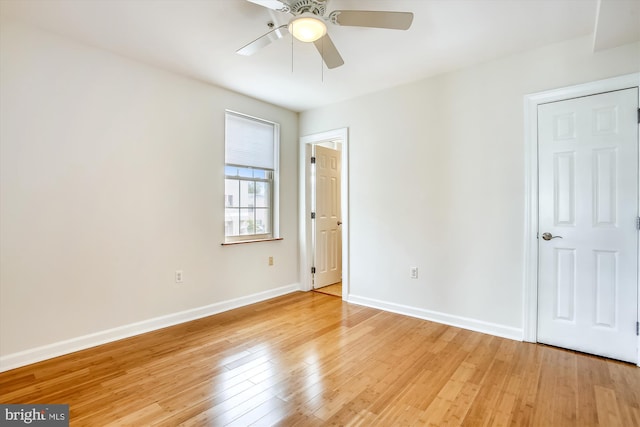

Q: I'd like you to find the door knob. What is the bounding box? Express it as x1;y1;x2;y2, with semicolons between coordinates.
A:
337;221;342;226
541;232;562;241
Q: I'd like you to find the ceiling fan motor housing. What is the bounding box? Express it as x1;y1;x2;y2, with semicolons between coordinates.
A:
290;0;326;16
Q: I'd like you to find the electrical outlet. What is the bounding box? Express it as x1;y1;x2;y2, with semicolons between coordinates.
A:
175;270;183;284
268;256;274;266
410;267;418;279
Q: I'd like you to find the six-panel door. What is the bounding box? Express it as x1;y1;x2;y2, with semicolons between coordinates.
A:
537;88;638;363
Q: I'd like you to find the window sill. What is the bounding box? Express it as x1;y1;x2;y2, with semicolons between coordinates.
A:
221;237;283;246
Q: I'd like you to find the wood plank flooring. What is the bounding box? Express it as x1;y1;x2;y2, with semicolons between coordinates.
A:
313;282;342;298
1;291;639;426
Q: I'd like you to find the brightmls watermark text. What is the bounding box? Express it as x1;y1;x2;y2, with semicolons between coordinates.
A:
1;405;68;426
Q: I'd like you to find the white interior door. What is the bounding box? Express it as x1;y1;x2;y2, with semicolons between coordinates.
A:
314;145;342;288
537;88;638;363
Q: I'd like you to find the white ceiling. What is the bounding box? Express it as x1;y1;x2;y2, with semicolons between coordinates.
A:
1;0;638;112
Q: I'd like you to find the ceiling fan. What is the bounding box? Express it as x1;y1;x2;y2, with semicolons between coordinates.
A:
237;0;414;69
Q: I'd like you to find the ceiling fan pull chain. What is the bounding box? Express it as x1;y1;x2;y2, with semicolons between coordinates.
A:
291;23;294;74
321;36;324;82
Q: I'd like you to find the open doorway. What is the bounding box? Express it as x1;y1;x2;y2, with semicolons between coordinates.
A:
299;128;349;300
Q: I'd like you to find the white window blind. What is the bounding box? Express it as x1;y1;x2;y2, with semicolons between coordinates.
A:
225;112;275;170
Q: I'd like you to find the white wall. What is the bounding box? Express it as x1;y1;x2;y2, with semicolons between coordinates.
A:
0;22;299;361
300;36;640;335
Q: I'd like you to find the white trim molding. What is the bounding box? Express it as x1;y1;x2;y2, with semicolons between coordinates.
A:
0;284;300;372
523;73;640;366
348;295;523;341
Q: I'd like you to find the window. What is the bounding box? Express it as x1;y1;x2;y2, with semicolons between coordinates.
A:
224;111;279;242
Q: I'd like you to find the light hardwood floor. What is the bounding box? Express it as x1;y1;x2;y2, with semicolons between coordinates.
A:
313;282;342;298
1;291;639;426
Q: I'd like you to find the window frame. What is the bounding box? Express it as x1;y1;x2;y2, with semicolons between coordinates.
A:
223;110;280;244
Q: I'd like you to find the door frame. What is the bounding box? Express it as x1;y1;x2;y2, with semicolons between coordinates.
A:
523;73;640;366
299;128;349;300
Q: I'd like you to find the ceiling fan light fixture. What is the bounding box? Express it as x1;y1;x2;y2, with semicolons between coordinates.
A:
288;13;327;42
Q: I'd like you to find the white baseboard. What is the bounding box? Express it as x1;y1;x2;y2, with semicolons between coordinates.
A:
347;294;523;341
0;284;300;372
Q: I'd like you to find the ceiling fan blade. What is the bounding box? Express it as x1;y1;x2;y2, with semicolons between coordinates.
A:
237;24;289;56
313;34;344;69
246;0;290;12
331;10;414;30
